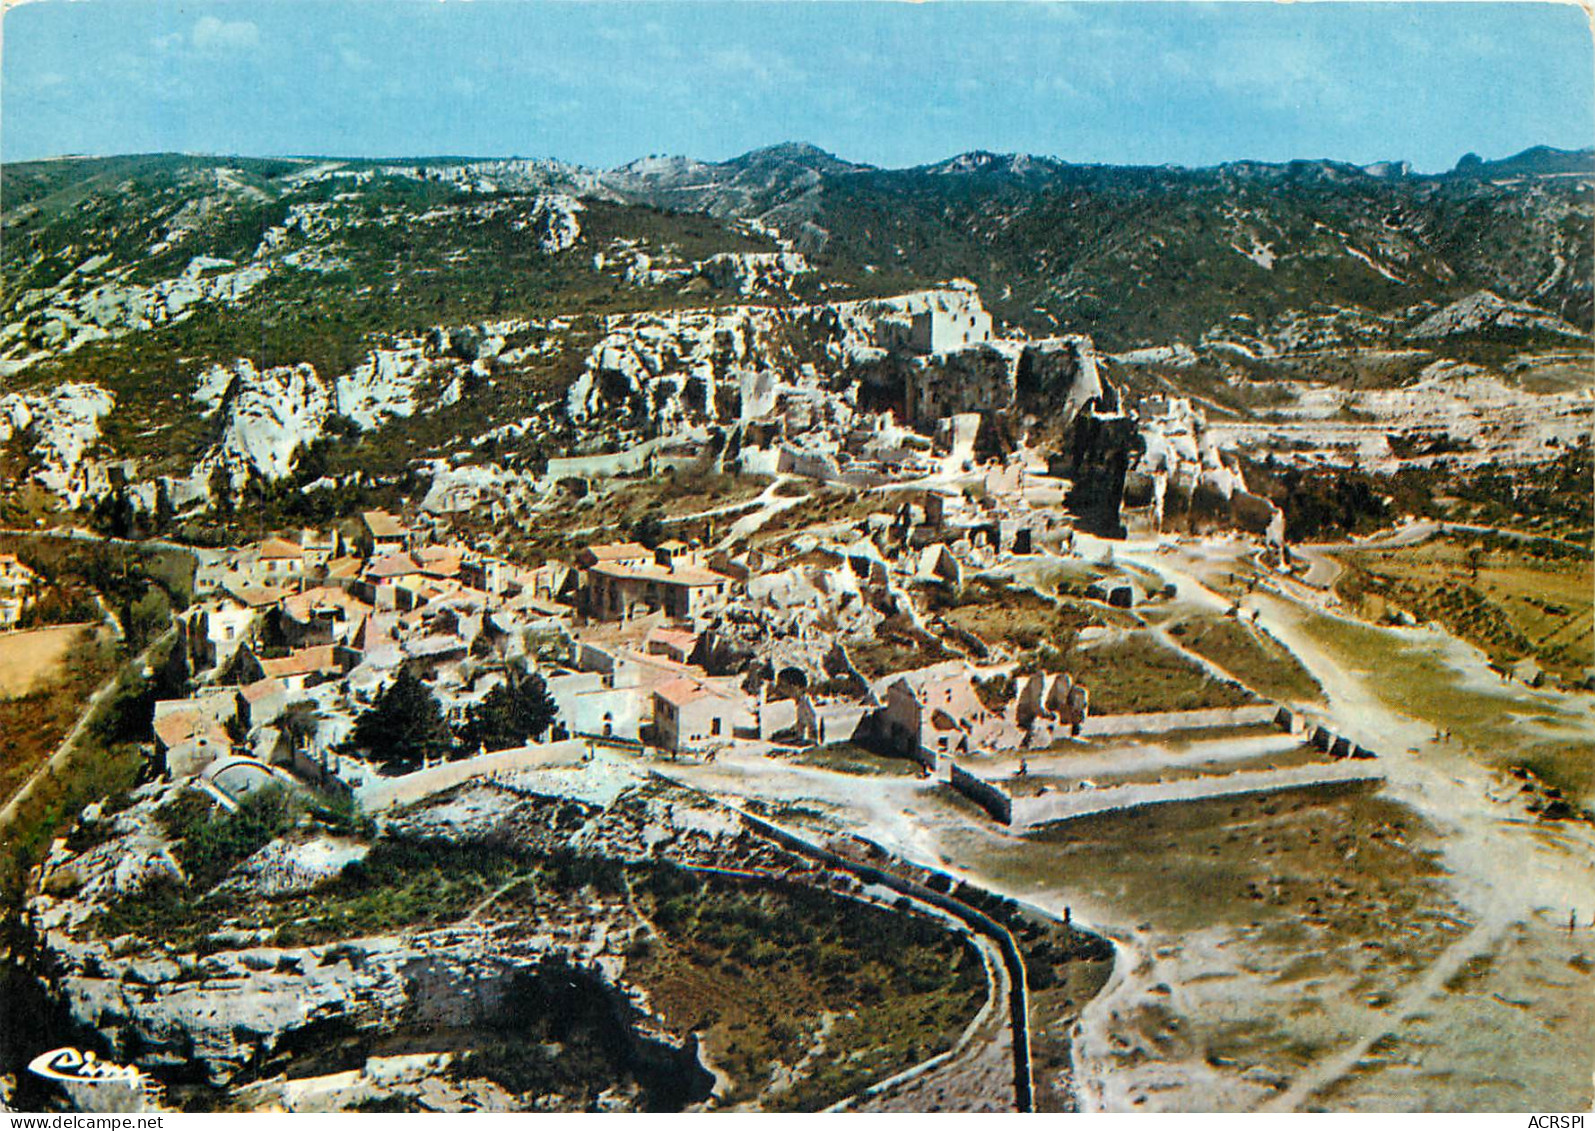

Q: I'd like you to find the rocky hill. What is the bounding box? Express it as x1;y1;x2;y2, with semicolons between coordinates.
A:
0;146;1588;517
605;143;1594;347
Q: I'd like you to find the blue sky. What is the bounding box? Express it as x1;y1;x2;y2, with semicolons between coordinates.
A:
2;1;1590;170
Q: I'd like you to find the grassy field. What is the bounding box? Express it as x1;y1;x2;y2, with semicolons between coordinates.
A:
748;488;890;549
847;621;957;681
787;743;917;777
1333;533;1593;681
0;632;163;904
1007;741;1328;793
928;579;1106;657
1041;631;1258;715
1169;615;1326;704
945;776;1461;963
931;780;1477;1109
541;468;770;542
1298;606;1594;803
629;870;985;1111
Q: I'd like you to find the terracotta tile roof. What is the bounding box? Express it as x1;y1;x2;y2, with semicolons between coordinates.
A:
154;711;228;751
258;537;304;560
224;582;292;609
590;561;727;587
240;677;286;703
260;645;341;679
654;676;721;708
361;510;408;538
281;586;371;622
366;552;422;580
647;627;699;651
577;542;652;567
415;546;464;576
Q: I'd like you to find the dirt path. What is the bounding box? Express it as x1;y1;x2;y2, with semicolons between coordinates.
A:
846;933;1015;1112
1068;925;1153;1112
1262;920;1503;1112
0;525;224;568
712;476;808;551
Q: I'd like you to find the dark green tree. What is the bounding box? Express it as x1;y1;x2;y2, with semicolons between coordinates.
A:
348;666;452;772
210;466;235;520
277;699;321;753
153;480;176;533
455;667;559;756
95;480;136;539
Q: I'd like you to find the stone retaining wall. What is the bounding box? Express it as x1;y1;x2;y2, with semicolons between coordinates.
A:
948;761;1013;824
1007;761;1384;830
1076;702;1281;737
356;739;588;811
544;438;665;480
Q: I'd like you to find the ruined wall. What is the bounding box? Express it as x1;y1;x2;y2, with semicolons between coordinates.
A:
1056;409;1141;538
902;341;1024;425
949;761;1013;825
357;739;588;810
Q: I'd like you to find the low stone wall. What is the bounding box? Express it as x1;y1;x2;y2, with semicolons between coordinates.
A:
356;739;588;811
1008;761;1384;830
1076;703;1280;738
544;438;665;480
948;761;1013;825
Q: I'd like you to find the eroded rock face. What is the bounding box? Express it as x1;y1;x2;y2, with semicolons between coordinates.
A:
0;382;116;504
197;360;332;486
697;562;886;684
695;251;810;295
186;317;546;486
21;780;754;1099
1;258;271;376
520;194;584;254
1057;408;1142;539
333;344;435;431
565;285;1005;439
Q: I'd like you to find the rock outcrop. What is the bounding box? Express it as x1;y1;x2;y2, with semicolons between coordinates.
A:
196;360;332;486
565;285;1003;438
520;193;584;253
186;318;548;486
0;383;116;504
1;258;270;375
1407;289;1585;340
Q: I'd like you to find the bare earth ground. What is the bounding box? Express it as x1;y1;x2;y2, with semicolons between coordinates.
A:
0;623;93;698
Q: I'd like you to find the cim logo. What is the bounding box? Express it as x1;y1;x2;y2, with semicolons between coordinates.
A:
1527;1118;1585;1129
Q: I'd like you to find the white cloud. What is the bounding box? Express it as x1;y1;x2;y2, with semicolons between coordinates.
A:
192;16;260;52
